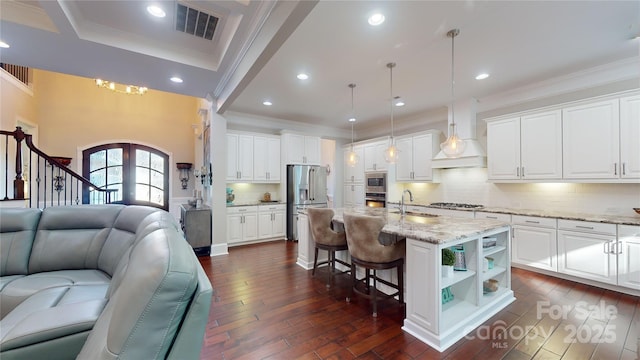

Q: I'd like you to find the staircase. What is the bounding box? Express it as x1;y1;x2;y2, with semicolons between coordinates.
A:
1;126;117;208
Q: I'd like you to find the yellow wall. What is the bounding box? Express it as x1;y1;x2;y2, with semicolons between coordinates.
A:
31;69;200;195
1;70;36;130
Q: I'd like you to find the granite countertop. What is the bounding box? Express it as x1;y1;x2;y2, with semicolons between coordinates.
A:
305;207;509;245
387;202;640;226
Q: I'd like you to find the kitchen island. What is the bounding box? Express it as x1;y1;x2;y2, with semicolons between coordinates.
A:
296;207;514;352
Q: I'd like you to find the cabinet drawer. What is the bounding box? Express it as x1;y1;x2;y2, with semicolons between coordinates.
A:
557;219;616;235
227;206;258;215
475;212;511;222
512;215;557;228
619;225;640;237
258;204;286;212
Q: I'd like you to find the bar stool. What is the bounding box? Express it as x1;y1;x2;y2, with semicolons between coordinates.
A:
307;208;350;288
342;212;405;317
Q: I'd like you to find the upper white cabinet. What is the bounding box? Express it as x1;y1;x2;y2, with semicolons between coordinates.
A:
486;110;562;181
343;145;364;184
253;136;281;182
282;133;321;165
227;133;254;181
620;95;640;179
364;141;387;172
396;132;440;182
563;99;619;179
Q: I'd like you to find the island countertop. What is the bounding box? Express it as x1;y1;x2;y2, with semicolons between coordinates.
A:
304;207;509;245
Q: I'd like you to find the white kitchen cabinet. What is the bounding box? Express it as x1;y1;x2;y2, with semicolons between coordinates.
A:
282;133;321;165
343;145;364;184
617;225;640;290
343;183;364;207
562;99;620;179
227;133;254;181
475;212;511;222
364;141;388;172
396;132;440;182
511;215;558;272
557;219;617;283
257;204;286;239
620;95;640;179
486;110;562;181
253;136;281;182
227;206;258;244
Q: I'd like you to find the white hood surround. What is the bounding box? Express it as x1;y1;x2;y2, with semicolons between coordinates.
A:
432;98;487;168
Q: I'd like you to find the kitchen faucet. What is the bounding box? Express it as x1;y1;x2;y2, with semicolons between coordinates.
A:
399;189;414;215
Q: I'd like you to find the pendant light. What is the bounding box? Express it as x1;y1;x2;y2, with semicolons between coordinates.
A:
346;83;359;167
440;28;467;158
384;62;400;163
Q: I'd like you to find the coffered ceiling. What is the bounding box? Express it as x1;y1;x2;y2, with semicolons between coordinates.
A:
1;1;638;136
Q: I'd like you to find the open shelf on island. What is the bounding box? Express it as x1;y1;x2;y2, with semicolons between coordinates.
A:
481;265;506;281
482;285;510;302
441;298;477;332
441;269;476;289
482;245;506;257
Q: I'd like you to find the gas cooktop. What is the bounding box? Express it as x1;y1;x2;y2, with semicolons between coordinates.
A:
429;202;484;209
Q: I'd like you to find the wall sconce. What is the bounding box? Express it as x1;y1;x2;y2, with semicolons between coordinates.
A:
193;164;212;186
176;162;192;190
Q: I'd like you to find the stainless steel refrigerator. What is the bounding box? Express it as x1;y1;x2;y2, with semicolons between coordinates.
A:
286;164;328;241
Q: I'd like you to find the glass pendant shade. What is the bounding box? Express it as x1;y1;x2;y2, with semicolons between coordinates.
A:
384;138;400;163
384;62;399;163
347;83;359;167
346;145;359;167
440;124;466;158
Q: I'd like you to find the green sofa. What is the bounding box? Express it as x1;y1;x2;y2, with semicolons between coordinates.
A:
0;205;212;359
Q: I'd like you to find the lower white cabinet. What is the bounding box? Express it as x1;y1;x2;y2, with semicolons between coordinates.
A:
616;225;640;290
557;220;617;284
227;206;258;244
257;204;285;239
423;208;475;218
343;184;364;207
511;215;558;272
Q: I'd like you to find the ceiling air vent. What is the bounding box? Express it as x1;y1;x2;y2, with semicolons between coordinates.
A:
175;3;218;41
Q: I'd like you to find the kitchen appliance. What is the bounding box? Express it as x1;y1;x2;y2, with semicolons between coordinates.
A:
365;192;386;208
365;172;387;193
286;164;328;241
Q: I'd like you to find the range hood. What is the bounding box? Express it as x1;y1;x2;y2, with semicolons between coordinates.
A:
432;98;487;168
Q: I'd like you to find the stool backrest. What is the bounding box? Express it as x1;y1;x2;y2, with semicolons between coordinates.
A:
343;213;404;263
307;208;346;246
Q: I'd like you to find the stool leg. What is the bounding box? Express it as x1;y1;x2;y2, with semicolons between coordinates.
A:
398;262;404;304
326;250;333;288
372;269;377;317
312;247;319;276
346;262;356;303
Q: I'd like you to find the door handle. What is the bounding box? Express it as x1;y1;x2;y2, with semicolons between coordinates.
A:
603;241;610;254
616;241;622;254
614;163;617;176
521;167;524;177
516;167;520;177
622;163;626;176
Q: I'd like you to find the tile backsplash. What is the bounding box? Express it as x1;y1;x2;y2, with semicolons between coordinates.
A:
391;168;640;217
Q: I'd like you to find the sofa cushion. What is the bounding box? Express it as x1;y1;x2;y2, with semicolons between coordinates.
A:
0;208;42;276
0;270;110;318
0;285;108;352
29;205;124;274
77;220;198;359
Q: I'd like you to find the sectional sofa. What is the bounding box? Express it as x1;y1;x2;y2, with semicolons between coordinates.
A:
0;204;212;360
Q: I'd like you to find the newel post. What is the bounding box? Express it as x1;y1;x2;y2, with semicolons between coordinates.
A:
13;126;25;199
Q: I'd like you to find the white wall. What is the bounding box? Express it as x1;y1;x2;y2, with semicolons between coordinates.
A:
392;168;640;217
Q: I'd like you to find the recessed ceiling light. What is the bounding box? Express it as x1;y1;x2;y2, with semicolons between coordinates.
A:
263;101;272;106
297;73;309;80
394;96;405;107
0;40;9;48
348;117;356;122
475;73;490;80
368;13;385;26
147;5;166;18
170;77;183;83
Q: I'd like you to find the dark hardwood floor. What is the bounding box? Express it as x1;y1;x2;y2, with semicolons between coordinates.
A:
198;241;639;360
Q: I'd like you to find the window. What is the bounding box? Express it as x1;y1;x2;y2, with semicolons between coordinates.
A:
83;143;169;210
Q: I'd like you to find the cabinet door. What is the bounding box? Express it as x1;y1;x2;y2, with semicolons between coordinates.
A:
243;213;258;241
267;137;281;181
353;184;365;207
227;214;243;243
363;143;377;171
412;134;434;181
344;148;356;183
620;95;640;179
226;134;239;180
562;99;619;179
557;230;616;283
343;184;354;206
617;226;640;290
272;211;286;237
487;118;521;180
303;136;321;165
285;134;305;164
395;137;413;181
374;142;388;171
238;135;254;181
520;111;562;180
512;226;557;271
258;212;273;238
253;136;269;182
